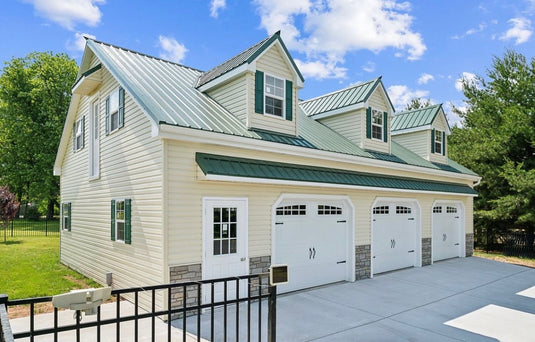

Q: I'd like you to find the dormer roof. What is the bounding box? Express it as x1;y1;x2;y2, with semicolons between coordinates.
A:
196;31;304;90
391;104;451;135
300;77;394;119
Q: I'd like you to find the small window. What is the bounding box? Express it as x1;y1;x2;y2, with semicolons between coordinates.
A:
396;206;412;214
106;87;124;135
446;206;458;213
62;203;71;231
111;198;131;244
371;109;383;140
264;74;285;117
373;206;389;215
276;205;306;216
73;117;84;152
433;206;442;213
115;200;126;241
318;205;342;215
213;207;238;255
434;130;443;154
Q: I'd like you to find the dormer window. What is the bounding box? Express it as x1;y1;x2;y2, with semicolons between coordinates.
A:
434;130;443;154
371;109;383;141
265;74;285;117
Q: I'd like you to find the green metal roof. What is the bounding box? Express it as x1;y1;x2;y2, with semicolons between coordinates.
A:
300;77;394;117
196;31;304;88
196;153;478;195
84;38;477;179
391;104;443;131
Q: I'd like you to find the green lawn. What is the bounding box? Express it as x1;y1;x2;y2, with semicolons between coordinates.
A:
0;237;99;300
474;250;535;268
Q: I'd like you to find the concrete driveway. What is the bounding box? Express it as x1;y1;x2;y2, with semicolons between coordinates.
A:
178;257;535;341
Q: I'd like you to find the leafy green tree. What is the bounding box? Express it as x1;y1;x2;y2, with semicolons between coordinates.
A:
1;184;20;242
404;97;432;111
0;52;78;219
449;50;535;247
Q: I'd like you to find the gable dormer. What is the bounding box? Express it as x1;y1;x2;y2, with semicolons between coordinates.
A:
300;77;394;154
391;104;451;164
197;32;304;136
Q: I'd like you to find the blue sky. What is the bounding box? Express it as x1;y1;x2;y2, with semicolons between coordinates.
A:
2;0;535;125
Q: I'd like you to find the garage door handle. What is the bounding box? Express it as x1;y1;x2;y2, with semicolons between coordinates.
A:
408;218;415;221
337;220;346;223
309;248;312;259
454;243;460;246
312;247;316;259
275;222;283;225
408;250;415;253
337;260;346;264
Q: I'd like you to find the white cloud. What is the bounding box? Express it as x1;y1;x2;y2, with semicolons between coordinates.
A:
500;17;532;44
254;0;426;80
362;61;375;73
294;58;347;79
387;85;429;111
417;73;434;85
67;32;96;51
23;0;105;30
210;0;226;18
455;72;477;92
158;35;188;63
443;101;465;127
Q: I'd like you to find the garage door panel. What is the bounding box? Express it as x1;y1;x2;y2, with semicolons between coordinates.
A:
433;204;463;261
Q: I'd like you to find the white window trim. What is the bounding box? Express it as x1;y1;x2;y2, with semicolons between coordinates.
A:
108;88;121;134
62;203;70;231
74;118;84;152
89;97;100;180
371;108;383;142
434;129;443;155
114;198;126;243
264;73;286;119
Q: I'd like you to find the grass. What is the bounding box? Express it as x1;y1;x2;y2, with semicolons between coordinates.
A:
474;250;535;268
0;237;99;300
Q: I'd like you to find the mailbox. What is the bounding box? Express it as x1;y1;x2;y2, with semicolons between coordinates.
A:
269;264;288;286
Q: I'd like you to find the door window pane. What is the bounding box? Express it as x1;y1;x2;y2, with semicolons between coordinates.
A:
213;207;238;255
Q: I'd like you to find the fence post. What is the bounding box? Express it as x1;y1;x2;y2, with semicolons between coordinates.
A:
45;219;48;237
0;294;15;342
10;220;13;237
267;285;277;342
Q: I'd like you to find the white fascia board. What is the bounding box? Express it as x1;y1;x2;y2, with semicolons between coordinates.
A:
308;102;367;120
158;124;481;183
391;125;432;136
197;63;251;92
54;94;82;176
202;174;478;197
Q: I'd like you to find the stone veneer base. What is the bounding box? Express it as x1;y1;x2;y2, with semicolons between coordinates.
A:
422;238;432;266
466;233;474;257
355;244;371;280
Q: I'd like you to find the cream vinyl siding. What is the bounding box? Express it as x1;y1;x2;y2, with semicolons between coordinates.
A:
248;45;297;135
59;66;165;295
206;74;248;125
393;130;429;159
165;140;474;266
319;109;364;147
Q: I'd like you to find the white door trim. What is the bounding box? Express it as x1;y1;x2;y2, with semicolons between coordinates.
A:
431;200;465;263
371;197;422;277
202;197;249;281
271;194;356;283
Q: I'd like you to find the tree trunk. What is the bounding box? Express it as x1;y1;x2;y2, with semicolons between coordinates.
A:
46;198;56;220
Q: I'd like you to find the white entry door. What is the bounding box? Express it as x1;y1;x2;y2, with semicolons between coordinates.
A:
372;202;418;275
433;203;463;261
274;201;349;293
203;198;248;303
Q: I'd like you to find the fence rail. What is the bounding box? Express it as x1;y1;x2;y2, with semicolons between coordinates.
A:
475;227;535;258
5;218;60;237
1;273;276;342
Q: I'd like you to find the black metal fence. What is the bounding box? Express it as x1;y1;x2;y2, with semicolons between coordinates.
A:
1;273;276;342
475;227;535;258
4;218;60;237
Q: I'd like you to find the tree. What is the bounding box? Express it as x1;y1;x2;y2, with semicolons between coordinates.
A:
404;97;432;111
0;185;20;242
449;50;535;247
0;52;78;219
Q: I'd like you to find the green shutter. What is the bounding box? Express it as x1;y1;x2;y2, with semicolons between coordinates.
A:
255;71;264;114
118;87;125;128
81;116;85;149
431;129;435;154
366;107;372;139
125;199;131;245
285;80;293;121
67;203;71;232
383;112;388;142
105;97;110;135
111;200;116;241
72;122;76;152
442;131;446;156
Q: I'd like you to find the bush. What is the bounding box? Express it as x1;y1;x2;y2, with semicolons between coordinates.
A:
24;205;41;221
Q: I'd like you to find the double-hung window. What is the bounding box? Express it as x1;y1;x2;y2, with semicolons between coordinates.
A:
371;109;383;140
434;130;443;154
111;198;131;244
62;203;71;231
264;74;285;117
105;87;125;135
73;117;84;152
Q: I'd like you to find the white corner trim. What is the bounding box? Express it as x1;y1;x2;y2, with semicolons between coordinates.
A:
202;174;479;197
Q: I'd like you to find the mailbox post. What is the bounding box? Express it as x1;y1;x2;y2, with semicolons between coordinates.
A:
268;265;288;342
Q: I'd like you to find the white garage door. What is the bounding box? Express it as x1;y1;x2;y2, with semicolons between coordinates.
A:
372;202;418;275
433;203;463;261
273;200;350;293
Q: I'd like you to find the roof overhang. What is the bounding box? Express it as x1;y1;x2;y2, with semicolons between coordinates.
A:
391;125;432;136
72;64;102;95
196;152;478;196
